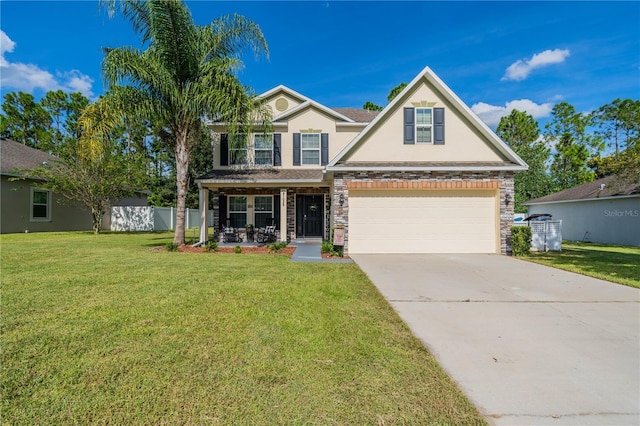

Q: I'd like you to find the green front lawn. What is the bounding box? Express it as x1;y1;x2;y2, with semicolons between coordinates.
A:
524;241;640;288
1;232;485;425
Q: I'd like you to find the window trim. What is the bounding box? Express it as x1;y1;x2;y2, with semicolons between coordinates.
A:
228;195;248;227
253;195;274;228
301;133;321;165
229;134;248;166
415;107;433;144
253;133;274;166
30;187;51;222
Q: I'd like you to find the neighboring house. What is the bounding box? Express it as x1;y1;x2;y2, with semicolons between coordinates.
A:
196;66;527;254
1;138;147;234
1;138;95;233
524;175;640;247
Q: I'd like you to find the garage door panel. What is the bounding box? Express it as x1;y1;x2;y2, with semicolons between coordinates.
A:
348;190;497;254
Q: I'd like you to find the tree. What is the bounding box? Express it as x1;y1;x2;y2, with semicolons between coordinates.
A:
591;98;640;154
362;101;383;112
387;82;407;102
545;102;603;191
0;92;51;148
29;100;146;234
100;0;270;245
497;110;551;212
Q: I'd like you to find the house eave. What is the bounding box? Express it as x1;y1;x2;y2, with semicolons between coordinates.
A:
523;194;640;206
196;178;326;188
326;165;527;172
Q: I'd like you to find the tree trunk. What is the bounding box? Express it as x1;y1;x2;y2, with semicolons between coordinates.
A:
92;207;104;235
174;130;190;245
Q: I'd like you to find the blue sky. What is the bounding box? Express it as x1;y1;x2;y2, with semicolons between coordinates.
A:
1;1;639;129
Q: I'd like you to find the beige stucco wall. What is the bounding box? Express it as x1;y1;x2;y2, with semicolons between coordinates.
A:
344;77;507;163
1;176;93;233
209;106;362;169
265;92;303;117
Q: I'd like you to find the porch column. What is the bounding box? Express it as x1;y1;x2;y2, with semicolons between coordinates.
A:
199;186;209;243
280;188;287;242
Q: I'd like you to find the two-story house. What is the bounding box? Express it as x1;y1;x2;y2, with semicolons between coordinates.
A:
195;66;527;254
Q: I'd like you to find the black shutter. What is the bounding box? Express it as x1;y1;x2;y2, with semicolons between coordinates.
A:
273;194;280;230
403;107;415;144
321;133;329;165
434;108;445;145
273;134;281;166
220;133;229;166
218;195;227;229
293;133;301;166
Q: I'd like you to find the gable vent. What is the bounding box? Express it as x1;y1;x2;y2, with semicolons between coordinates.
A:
275;97;289;111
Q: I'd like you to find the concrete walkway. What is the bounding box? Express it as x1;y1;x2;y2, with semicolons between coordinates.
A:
352;254;640;425
290;239;352;263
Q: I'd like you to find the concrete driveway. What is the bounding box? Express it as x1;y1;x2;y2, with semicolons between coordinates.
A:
351;254;640;425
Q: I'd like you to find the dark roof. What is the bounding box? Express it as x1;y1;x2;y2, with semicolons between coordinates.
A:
198;168;326;183
332;108;380;123
1;138;57;176
525;175;640;204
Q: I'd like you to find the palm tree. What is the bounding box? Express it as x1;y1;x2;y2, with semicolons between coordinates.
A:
99;0;270;244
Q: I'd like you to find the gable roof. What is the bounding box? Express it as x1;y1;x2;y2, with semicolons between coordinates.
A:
524;175;640;205
326;66;528;171
1;138;56;177
258;84;310;105
273;100;355;123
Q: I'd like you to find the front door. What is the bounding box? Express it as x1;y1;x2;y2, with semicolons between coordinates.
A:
296;195;324;238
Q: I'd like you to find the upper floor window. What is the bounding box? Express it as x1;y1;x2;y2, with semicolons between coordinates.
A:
31;188;51;221
253;134;273;166
415;108;433;144
229;134;248;165
301;133;321;165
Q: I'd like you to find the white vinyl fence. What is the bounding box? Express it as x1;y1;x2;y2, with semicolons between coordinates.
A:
111;206;213;231
530;220;562;252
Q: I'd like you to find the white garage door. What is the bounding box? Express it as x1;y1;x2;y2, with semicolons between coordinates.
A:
348;189;498;254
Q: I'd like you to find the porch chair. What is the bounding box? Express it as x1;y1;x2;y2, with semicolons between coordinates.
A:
222;227;241;243
256;225;277;244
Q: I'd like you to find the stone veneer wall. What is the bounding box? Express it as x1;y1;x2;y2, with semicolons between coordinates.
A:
331;171;515;255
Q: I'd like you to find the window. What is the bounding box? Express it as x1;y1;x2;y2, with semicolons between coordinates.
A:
253;134;273;166
228;196;247;228
31;188;51;221
416;108;433;143
301;133;320;165
254;196;273;228
229;134;248;165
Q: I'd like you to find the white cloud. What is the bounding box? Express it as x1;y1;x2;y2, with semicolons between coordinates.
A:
0;30;94;98
471;99;554;128
502;49;570;81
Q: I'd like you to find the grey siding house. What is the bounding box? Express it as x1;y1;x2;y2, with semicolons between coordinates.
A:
524;175;640;247
1;138;97;234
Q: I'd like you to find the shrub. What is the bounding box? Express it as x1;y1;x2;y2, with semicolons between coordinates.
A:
321;240;333;254
331;246;344;257
234;245;242;254
165;242;179;252
267;242;288;253
203;241;218;252
511;226;532;256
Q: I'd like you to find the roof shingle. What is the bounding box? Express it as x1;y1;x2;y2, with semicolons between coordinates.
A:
1;138;57;176
525;175;640;204
331;108;379;123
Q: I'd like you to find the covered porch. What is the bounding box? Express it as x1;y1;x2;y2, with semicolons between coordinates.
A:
196;169;331;244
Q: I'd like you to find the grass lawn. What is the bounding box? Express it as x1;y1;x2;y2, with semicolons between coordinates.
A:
524;241;640;288
1;232;485;425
